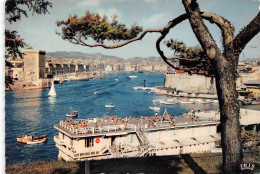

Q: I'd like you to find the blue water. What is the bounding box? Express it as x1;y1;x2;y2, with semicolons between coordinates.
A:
5;72;220;165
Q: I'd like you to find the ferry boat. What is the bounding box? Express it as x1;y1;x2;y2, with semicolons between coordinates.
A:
53;108;260;162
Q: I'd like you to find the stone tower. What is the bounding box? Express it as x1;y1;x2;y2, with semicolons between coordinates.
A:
23;50;46;82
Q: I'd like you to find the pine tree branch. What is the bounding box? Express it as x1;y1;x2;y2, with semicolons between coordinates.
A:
156;12;232;76
182;0;221;60
70;29;163;49
234;12;260;57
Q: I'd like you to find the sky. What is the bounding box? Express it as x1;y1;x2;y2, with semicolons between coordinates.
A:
4;0;260;60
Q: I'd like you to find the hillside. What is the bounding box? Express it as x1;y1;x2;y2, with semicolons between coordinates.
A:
46;51;123;61
46;51;163;63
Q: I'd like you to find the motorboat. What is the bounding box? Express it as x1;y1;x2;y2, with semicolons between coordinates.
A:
149;106;160;111
105;104;115;108
17;134;47;144
159;100;167;104
66;111;79;117
129;75;137;78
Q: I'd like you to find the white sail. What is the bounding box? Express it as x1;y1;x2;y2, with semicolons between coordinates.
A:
48;81;56;97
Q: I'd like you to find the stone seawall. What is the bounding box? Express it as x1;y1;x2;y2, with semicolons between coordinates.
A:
154;87;217;99
164;73;216;94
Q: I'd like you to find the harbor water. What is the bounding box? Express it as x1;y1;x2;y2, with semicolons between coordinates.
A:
5;72;221;165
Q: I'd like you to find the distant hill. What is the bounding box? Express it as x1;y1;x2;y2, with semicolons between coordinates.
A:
127;56;163;63
46;51;163;63
242;57;260;63
46;51;124;61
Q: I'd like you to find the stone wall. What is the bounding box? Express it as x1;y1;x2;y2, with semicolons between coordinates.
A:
164;73;216;94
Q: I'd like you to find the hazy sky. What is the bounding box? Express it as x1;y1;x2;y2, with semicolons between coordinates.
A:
4;0;260;59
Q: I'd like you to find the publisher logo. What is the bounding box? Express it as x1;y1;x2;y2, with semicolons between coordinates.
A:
240;163;255;171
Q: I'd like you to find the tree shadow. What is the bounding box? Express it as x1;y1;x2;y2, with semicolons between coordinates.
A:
51;168;72;174
181;154;207;174
89;156;183;174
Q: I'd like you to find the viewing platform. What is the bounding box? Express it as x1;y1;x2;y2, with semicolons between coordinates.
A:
54;110;220;138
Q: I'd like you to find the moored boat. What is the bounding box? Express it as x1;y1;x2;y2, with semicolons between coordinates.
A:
198;99;212;104
180;100;195;104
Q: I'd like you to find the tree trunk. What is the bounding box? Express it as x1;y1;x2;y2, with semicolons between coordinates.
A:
214;55;242;173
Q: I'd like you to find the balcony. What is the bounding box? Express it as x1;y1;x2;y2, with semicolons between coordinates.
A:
54;135;65;145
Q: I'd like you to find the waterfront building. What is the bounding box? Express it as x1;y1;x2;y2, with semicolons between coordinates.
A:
105;65;113;73
54;110;221;161
5;60;23;81
5;50;50;90
53;108;259;162
153;64;168;73
243;80;260;98
125;63;132;72
141;65;153;72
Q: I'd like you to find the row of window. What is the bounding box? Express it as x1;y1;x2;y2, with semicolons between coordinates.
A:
61;133;94;147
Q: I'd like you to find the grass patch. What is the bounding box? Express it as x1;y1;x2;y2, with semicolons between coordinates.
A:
6;160;84;174
6;151;260;174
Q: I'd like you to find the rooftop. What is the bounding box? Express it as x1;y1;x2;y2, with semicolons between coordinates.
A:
54;110;220;138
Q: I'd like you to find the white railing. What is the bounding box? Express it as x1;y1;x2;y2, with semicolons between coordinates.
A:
59;120;137;135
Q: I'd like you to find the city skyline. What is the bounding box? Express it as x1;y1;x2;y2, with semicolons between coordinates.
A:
4;0;260;60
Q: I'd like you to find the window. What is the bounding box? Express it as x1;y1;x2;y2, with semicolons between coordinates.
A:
85;138;94;147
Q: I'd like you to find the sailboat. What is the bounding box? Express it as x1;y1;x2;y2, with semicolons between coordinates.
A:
48;81;56;97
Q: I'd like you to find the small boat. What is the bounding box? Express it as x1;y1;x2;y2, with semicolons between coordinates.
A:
48;81;56;97
159;100;167;104
180;101;195;104
165;101;175;105
179;98;195;104
94;91;98;95
66;111;79;117
198;99;212;104
129;75;137;78
105;104;115;108
115;78;119;81
17;134;47;144
167;98;175;102
149;106;160;111
153;99;161;105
